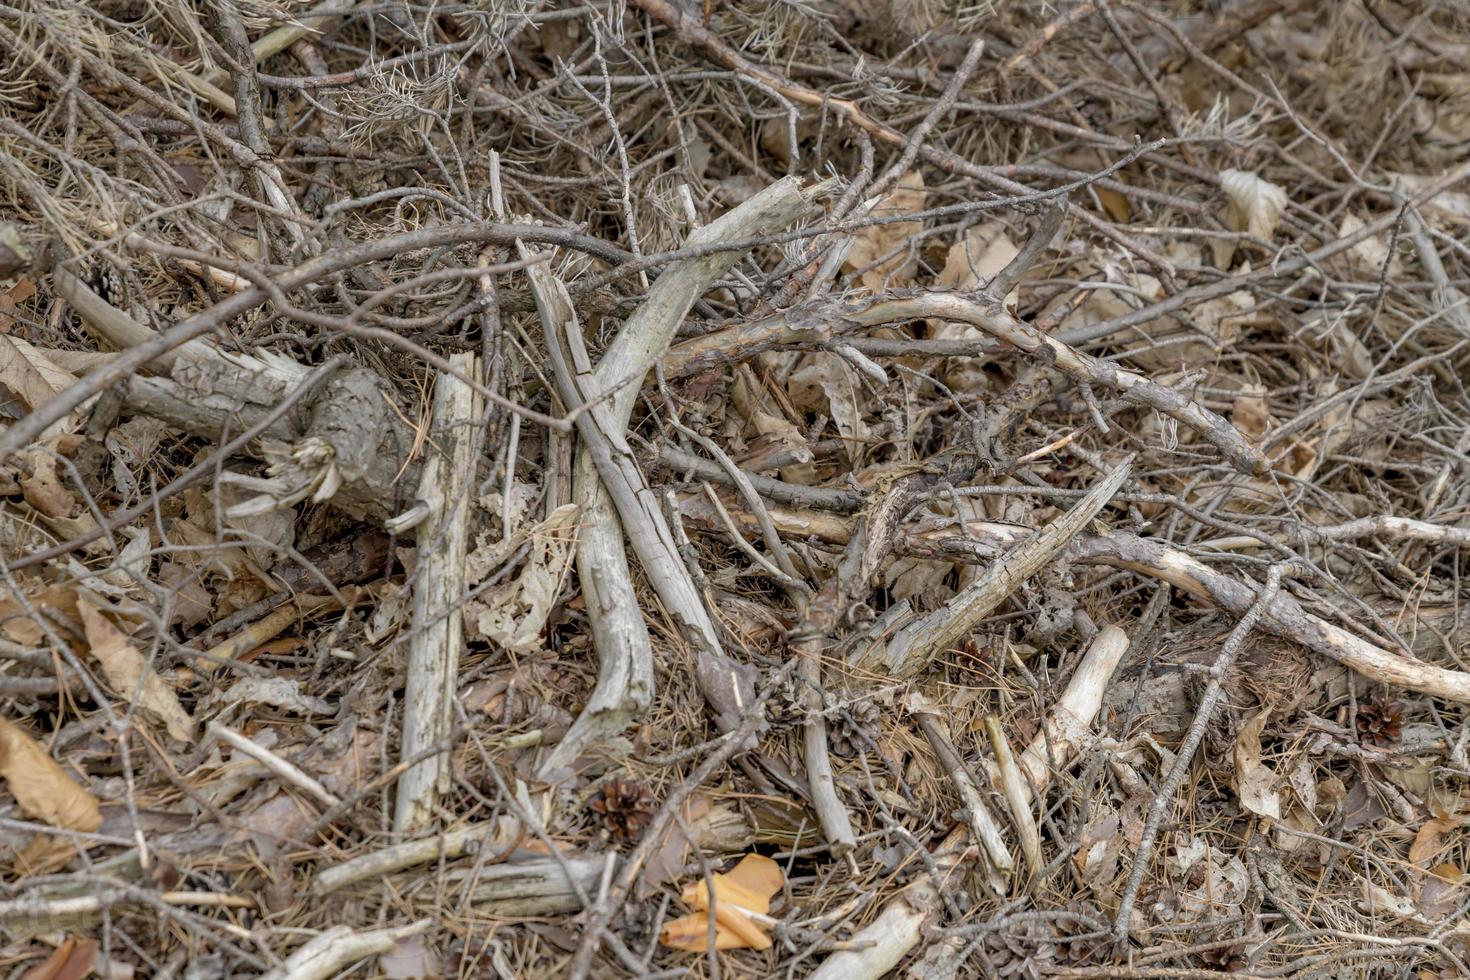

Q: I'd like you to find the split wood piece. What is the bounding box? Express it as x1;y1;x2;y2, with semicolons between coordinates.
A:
394;351;482;833
663;290;1265;475
0;888;254;927
983;714;1043;882
790;523;867;856
259;920;431;980
443;853;611;917
526;176;813;750
908;694;1012;885
1009;624;1130;805
807;625;1132;980
53;269;220;372
859;459;1131;678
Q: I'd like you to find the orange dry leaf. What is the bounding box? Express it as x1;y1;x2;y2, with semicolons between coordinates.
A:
0;717;101;832
21;935;98;980
659;853;783;952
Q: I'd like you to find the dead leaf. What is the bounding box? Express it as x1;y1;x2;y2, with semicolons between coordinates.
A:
20;936;99;980
1074;810;1121;888
1233;703;1280;820
844;171;927;293
1215;169;1288;267
1303;312;1374;379
1095;185;1131;223
0;335;78;441
465;503;578;653
1232;385;1270;442
0;716;101;832
660;853;784;952
641;791;755;894
930;223;1018;393
17;449;76;518
1360;880;1423;920
1416;864;1466;921
77;597;195;741
1410;818;1459;867
788;353;869;464
0;276;37;331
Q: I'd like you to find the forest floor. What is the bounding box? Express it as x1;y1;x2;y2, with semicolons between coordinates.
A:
0;0;1469;977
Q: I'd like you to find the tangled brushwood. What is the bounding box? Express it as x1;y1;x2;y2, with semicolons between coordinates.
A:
0;0;1468;976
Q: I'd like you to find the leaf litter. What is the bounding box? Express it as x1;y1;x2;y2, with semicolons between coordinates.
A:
0;1;1467;977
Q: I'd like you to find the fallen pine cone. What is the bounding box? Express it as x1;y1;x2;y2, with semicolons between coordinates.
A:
589;776;657;845
1356;698;1403;746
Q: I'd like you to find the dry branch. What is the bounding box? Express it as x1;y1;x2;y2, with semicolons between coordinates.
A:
528;177;814;743
260;920;432;980
665;291;1265;474
859;459;1130;677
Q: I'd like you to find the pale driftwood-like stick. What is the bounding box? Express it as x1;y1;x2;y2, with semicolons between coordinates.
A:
312;821;509;895
918;521;1470;705
394;351;481;832
860;459;1131;678
804;876;944;980
533;178;812;774
1066;532;1470;704
909;693;1012;884
260;920;431;980
983;714;1042;882
534;267;755;733
206;722;341;810
1012;625;1130;803
664;289;1265;475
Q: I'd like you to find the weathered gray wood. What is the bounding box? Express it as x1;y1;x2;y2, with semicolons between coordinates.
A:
394;352;481;832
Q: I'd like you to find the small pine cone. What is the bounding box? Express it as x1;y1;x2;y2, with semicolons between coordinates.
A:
588;777;657;845
830;699;880;757
983;919;1059;979
1356;698;1403;746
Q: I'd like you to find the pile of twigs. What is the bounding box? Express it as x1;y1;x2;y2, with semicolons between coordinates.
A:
0;0;1468;976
